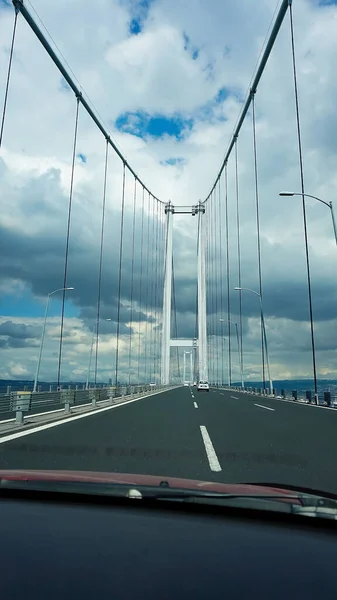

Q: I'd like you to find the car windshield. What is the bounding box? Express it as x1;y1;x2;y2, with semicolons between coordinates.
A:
1;0;337;513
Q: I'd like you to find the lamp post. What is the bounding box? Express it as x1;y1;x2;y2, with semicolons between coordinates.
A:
279;192;337;247
234;287;273;395
86;318;112;389
229;319;244;390
33;287;74;393
279;191;333;404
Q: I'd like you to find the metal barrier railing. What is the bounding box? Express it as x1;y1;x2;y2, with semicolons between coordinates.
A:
0;384;174;425
212;384;337;408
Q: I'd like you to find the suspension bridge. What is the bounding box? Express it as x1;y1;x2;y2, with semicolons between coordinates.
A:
1;0;337;491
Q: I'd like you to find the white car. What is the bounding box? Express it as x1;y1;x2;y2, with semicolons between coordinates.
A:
197;381;210;392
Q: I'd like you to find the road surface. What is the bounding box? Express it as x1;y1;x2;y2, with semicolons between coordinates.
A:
0;386;336;494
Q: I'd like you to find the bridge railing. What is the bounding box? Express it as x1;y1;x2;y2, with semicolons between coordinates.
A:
212;385;337;408
0;384;172;425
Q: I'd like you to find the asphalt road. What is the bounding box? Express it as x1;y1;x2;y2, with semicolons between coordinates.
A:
0;386;336;494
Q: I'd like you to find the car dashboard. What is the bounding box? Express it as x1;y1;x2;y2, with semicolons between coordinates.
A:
1;488;337;599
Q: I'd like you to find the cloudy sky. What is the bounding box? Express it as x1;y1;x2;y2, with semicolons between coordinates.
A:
1;0;337;385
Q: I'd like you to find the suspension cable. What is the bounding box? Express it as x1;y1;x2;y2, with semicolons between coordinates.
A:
128;177;137;385
150;195;156;382
289;2;317;401
94;138;109;386
144;193;151;383
211;193;216;384
0;8;18;148
159;203;165;380
57;95;80;389
235;138;244;388
205;207;209;381
137;187;145;384
252;94;265;391
214;183;219;385
12;0;165;204
114;163;126;390
153;199;160;382
218;176;224;386
194;213;200;383
172;256;180;379
225;164;231;386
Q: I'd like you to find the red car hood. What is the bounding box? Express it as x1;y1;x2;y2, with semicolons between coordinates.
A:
0;469;299;501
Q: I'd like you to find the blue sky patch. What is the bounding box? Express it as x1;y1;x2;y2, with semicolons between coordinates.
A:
126;0;156;35
194;86;232;123
215;87;229;103
183;30;200;61
160;157;186;167
129;18;142;35
0;0;11;9
115;111;193;140
1;289;79;319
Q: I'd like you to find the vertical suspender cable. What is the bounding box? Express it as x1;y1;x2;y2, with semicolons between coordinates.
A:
94;138;109;386
150;195;156;382
0;8;18;148
172;257;180;379
144;193;151;383
194;213;200;383
214;184;219;384
212;192;216;384
114;163;126;390
252;94;265;391
218;176;225;386
137;187;145;384
57;95;80;388
225;164;232;386
153;200;159;382
209;193;214;383
210;193;214;382
205;208;209;381
235;138;244;388
160;203;165;380
289;2;317;402
128;177;137;385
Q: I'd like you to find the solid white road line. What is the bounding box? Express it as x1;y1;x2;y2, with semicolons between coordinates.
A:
231;396;238;399
254;403;275;412
199;425;222;472
193;402;198;409
0;391;168;445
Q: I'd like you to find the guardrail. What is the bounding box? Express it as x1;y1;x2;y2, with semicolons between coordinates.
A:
0;383;111;394
0;384;173;425
212;384;337;407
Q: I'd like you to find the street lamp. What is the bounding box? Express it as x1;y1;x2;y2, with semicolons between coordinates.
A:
86;318;112;389
279;191;334;404
33;287;74;393
279;192;337;247
234;287;273;395
229;319;244;390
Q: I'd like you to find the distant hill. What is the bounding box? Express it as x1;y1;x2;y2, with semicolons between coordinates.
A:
1;378;337;393
233;379;337;391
